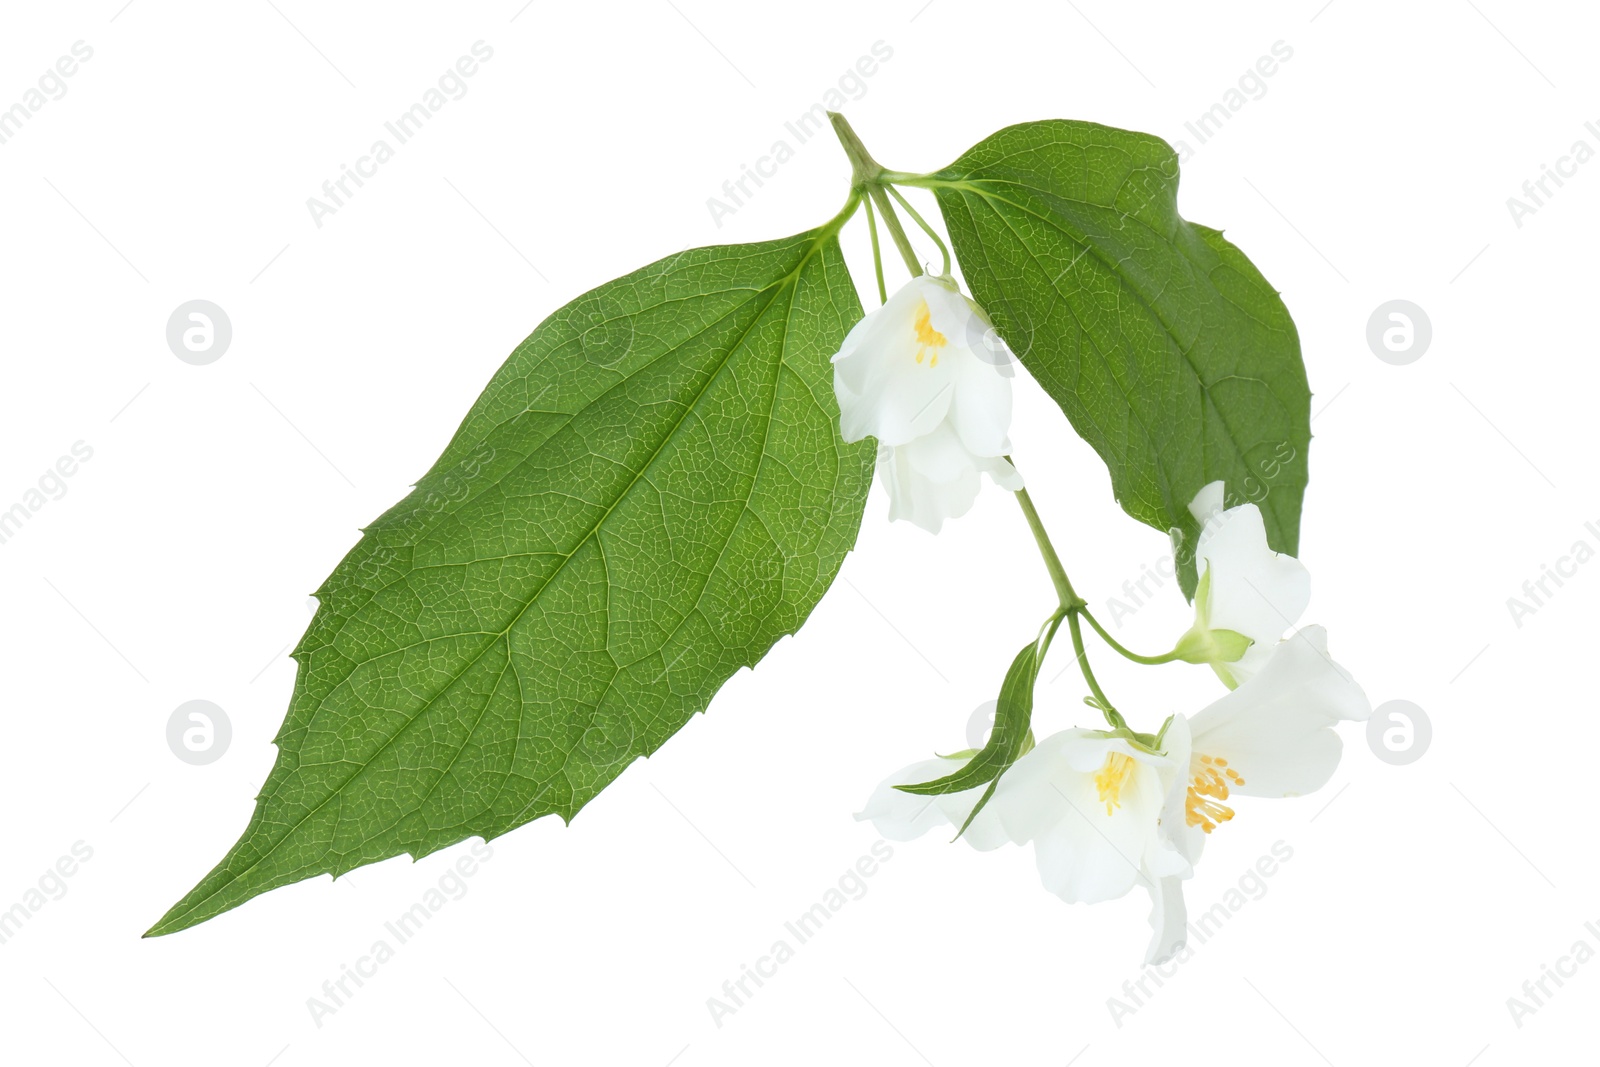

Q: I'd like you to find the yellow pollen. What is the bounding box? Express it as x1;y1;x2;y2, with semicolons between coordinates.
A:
1187;753;1245;833
911;299;947;368
1094;751;1137;815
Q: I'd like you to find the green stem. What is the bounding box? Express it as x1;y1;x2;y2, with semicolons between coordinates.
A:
885;184;950;276
1068;612;1125;729
816;189;864;241
1079;608;1180;665
829;111;923;277
828;110;881;184
1012;482;1080;610
1010;478;1126;728
861;193;888;304
868;186;921;276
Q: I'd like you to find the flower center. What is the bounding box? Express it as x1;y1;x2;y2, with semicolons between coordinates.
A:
1186;754;1245;833
912;299;947;367
1094;751;1136;815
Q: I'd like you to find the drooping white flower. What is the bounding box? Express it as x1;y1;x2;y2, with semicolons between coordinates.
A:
857;627;1367;965
832;274;1022;533
1143;625;1370;964
858;728;1190;907
1177;481;1311;688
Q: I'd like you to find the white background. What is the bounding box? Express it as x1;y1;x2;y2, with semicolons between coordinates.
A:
1;1;1594;1063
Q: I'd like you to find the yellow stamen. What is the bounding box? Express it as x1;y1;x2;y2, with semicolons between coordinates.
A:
911;299;947;368
1095;751;1137;815
1186;753;1246;833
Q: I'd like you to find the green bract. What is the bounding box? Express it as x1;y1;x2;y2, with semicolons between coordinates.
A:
902;120;1311;595
893;615;1059;837
150;222;873;935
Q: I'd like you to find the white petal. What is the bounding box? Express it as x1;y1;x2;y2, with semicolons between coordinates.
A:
1191;493;1310;685
1144;875;1190;966
1188;625;1370;798
898;420;975;482
915;275;980;345
975;453;1025;492
958;294;1019;375
854;754;986;842
877;429;983;534
1154;714;1208;869
831;278;957;446
945;349;1014;457
834;352;954;446
1136;715;1219;966
977;731;1076;844
1188;480;1226;526
918;281;1016;458
855;742;1065;854
1030;734;1170;904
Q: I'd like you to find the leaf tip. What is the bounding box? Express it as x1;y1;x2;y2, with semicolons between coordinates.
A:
141;910;185;939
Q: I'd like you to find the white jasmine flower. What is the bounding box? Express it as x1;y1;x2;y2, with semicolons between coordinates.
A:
1177;481;1311;688
832;274;1022;533
859;626;1368;966
1144;625;1370;964
857;728;1190;907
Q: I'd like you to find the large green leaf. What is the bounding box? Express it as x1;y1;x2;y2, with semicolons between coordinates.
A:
912;120;1310;594
150;226;872;936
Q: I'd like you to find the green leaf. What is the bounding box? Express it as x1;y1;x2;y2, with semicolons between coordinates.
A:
149;224;873;936
895;618;1055;838
911;120;1310;596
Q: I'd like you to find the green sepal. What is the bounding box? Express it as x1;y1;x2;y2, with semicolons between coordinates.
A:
1173;626;1252;666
